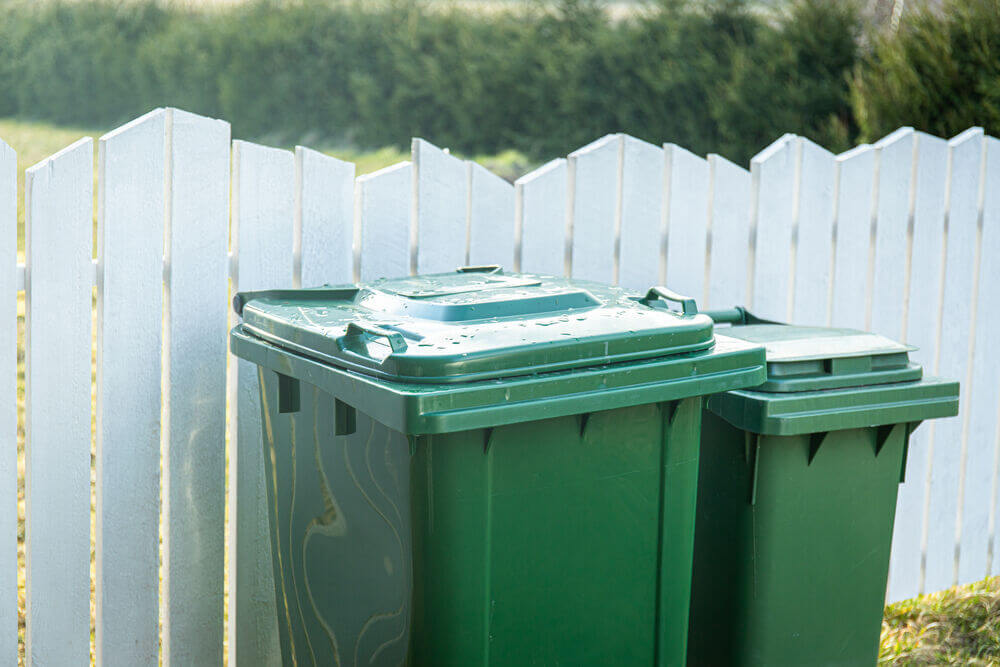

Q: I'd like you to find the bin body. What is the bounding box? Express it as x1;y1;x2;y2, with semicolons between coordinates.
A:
232;270;766;667
687;322;959;667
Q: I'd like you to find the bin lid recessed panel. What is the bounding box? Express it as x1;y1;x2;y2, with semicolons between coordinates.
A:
718;324;921;392
239;270;716;383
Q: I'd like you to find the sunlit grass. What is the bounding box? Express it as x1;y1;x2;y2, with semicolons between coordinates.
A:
880;576;1000;665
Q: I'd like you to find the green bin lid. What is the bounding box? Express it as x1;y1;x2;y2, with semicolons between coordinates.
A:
706;323;959;436
717;324;921;392
234;268;717;384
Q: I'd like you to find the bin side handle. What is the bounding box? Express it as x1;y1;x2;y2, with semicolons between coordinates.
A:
344;322;408;353
643;286;698;316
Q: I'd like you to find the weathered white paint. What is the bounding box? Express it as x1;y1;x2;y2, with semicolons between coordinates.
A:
467;161;515;270
959;135;1000;585
569;134;620;283
664;143;709;304
24;138;94;666
516;158;567;276
357;162;413;282
0;138;13;666
162;109;230;667
413;139;466;274
791;138;835;326
829;144;875;330
749;134;797;321
229;140;293;667
869;128;915;339
618;136;664;293
295;146;355;288
705;154;751;310
924;128;984;594
9;113;1000;667
96;108;166;667
889;131;948;602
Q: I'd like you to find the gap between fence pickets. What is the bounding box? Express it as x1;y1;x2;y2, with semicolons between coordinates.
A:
15;252;239;291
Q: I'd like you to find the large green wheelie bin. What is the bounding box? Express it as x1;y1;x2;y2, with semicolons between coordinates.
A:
687;308;960;666
229;268;766;666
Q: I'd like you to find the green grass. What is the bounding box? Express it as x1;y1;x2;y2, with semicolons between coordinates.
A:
881;576;1000;665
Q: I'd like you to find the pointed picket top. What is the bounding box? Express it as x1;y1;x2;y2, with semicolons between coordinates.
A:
705;152;752;309
868;126;915;337
357;160;413;282
874;126;915;149
749;132;798;321
959;131;1000;588
663;142;709;303
791;135;836;326
467;160;515;270
516;157;568;276
516;156;567;185
924;124;984;595
412;138;467;274
619;135;665;291
949;125;985;148
24;134;95;667
751;132;797;166
836;142;873;162
294;145;355;287
569;133;622;282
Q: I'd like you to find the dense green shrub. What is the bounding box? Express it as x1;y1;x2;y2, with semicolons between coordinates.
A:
0;0;862;163
851;0;1000;142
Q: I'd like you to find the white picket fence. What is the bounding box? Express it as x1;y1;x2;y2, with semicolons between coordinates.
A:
0;106;997;664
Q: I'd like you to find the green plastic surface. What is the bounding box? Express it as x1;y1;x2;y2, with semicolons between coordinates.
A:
231;326;764;435
232;273;771;666
689;319;960;666
707;324;958;435
718;323;921;392
256;361;705;666
236;270;716;383
689;413;913;666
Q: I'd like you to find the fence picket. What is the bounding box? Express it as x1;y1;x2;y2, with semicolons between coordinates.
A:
96;109;167;666
750;134;797;321
706;154;751;310
791;138;835;326
0;138;12;665
467;161;515;270
24;138;94;666
924;128;984;594
959;135;1000;584
569;135;620;283
295;147;355;288
414;139;466;274
889;132;948;601
869;128;915;339
829;145;875;329
664;144;709;304
358;162;413;281
515;158;567;276
618;136;664;292
229;140;293;667
162;109;230;666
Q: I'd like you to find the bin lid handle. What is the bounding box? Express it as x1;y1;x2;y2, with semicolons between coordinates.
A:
643;286;698;316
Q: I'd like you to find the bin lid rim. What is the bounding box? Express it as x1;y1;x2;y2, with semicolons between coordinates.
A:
235;270;722;384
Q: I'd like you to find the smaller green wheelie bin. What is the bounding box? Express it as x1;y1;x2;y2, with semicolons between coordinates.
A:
688;308;959;667
230;268;767;667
